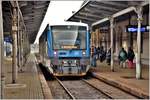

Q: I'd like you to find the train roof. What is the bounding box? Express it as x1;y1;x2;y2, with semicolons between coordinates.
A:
48;21;88;27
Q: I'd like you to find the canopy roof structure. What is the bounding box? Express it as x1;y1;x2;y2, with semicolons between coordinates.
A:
67;1;149;28
2;1;50;43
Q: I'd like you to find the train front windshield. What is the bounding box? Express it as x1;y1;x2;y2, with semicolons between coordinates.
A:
51;25;87;50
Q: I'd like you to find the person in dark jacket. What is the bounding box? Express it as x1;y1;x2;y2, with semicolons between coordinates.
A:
99;46;105;62
106;48;111;65
118;47;127;68
95;47;99;60
127;47;135;68
91;47;97;67
97;46;100;59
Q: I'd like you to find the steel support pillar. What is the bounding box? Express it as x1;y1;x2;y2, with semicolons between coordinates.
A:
21;30;24;66
17;9;21;72
12;5;18;83
106;33;109;51
23;31;27;65
24;33;28;63
27;35;30;54
20;30;23;70
135;6;142;79
18;30;22;71
116;31;119;58
23;31;28;64
110;17;114;72
0;1;4;98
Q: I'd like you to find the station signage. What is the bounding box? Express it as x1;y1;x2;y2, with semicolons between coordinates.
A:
4;36;12;43
126;25;149;33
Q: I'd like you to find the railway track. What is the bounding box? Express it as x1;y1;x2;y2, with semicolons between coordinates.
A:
47;79;71;99
55;77;76;99
82;77;138;99
40;64;139;99
48;76;139;99
55;77;110;99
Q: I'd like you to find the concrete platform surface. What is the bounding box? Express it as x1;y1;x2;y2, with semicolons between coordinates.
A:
90;61;149;98
3;54;47;99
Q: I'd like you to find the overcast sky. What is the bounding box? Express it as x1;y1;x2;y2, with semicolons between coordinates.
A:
34;1;84;44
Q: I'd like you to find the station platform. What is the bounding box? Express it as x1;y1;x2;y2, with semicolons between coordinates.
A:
90;60;149;98
3;54;52;99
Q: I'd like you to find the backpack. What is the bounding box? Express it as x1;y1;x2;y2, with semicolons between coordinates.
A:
119;50;127;61
120;51;125;58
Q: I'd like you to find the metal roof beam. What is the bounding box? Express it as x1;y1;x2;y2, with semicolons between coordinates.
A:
112;7;136;18
33;5;46;9
19;1;28;7
84;7;113;16
25;18;42;23
25;20;42;24
27;22;40;25
100;1;128;8
22;8;46;14
24;15;44;17
92;18;109;26
81;11;103;17
128;1;142;6
34;1;48;5
27;24;40;26
79;12;101;19
70;18;93;23
92;6;136;26
27;27;40;29
21;7;47;13
75;15;96;22
140;0;149;6
89;4;119;12
25;22;40;25
23;12;45;16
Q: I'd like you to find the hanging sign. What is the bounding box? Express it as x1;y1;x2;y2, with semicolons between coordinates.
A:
4;36;12;43
126;25;149;33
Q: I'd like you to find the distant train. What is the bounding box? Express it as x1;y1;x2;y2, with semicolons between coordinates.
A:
39;21;90;76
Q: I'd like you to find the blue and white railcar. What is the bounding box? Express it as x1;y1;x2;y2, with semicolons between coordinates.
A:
39;21;90;76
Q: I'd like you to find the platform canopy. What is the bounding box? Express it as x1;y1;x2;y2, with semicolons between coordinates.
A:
67;1;149;28
2;1;50;43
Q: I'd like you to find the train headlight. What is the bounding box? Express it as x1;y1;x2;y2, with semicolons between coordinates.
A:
54;51;57;55
82;51;86;55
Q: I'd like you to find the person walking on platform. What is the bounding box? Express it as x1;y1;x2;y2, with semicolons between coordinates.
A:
106;48;111;65
95;47;98;60
99;46;105;62
118;47;127;68
127;47;135;68
91;47;97;67
97;46;100;59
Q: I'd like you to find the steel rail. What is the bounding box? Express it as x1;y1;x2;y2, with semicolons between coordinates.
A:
82;79;113;99
55;77;76;99
90;72;143;99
